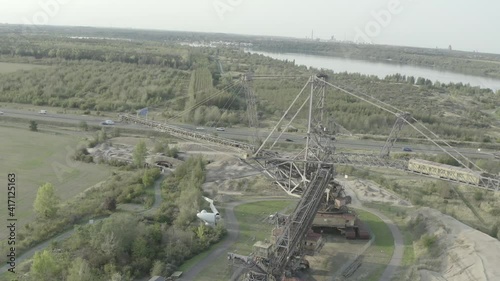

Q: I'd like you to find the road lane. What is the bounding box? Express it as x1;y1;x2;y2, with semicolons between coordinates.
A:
0;107;497;159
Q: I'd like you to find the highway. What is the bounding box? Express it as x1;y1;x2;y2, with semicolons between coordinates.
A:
0;107;497;160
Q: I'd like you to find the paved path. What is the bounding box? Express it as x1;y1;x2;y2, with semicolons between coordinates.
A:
0;175;166;275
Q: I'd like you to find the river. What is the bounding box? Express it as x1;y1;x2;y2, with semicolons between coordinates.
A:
250;50;500;91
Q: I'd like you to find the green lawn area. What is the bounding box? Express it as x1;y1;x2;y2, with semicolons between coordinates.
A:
354;208;395;281
179;239;225;272
0;125;112;241
232;200;295;253
0;62;48;73
363;203;416;267
184;200;296;281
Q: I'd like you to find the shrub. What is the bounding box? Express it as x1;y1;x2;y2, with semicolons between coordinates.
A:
101;197;117;211
421;234;438;249
489;207;500;216
29;120;38;131
142;168;161;187
473;191;484;201
79;121;88;131
167;146;179;158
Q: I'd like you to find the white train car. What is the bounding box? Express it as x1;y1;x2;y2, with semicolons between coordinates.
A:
407;158;481;185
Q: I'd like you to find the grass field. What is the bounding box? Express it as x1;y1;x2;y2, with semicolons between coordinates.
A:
353;209;395;281
0;125;112;241
191;202;396;281
0;62;48;73
191;200;295;281
363;203;416;266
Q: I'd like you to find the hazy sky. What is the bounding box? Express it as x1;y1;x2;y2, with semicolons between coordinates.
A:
1;0;499;54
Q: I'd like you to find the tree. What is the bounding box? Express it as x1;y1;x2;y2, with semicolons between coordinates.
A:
133;140;147;167
142;168;160;187
67;258;94;281
491;222;499;239
153;139;169;154
79;121;88;132
416;77;426;85
30;250;61;281
110;273;124;281
150;260;166;277
102;197;117;211
33;183;60;219
112;127;121;137
97;128;108;143
167;146;179;158
29;120;38;131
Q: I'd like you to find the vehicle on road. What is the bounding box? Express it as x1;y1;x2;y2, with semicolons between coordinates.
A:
402;147;412;152
216;127;225;131
196;127;205;130
101;120;115;125
285;138;294;142
0;111;4;115
39;110;47;114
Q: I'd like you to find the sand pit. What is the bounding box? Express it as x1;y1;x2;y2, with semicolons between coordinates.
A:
339;178;411;206
411;208;500;281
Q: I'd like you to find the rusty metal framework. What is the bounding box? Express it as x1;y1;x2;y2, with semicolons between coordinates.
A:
122;75;500;195
120;114;255;153
380;112;411;158
226;75;338;280
124;73;500;280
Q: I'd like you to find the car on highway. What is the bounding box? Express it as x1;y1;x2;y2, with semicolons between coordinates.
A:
0;111;4;115
196;127;205;130
39;110;47;114
402;147;412;152
216;127;225;131
101;120;115;125
285;138;294;142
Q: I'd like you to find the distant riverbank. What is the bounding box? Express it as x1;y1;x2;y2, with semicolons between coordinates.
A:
249;50;500;91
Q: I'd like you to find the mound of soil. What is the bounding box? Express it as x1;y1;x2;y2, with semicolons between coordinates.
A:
412;208;500;281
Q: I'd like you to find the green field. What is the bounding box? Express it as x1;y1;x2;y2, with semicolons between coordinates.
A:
0;62;48;73
354;209;395;281
0;125;112;241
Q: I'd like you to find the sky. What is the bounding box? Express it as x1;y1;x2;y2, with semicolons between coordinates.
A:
1;0;499;54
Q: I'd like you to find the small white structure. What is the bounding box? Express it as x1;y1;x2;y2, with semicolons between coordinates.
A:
148;276;166;281
197;197;221;226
